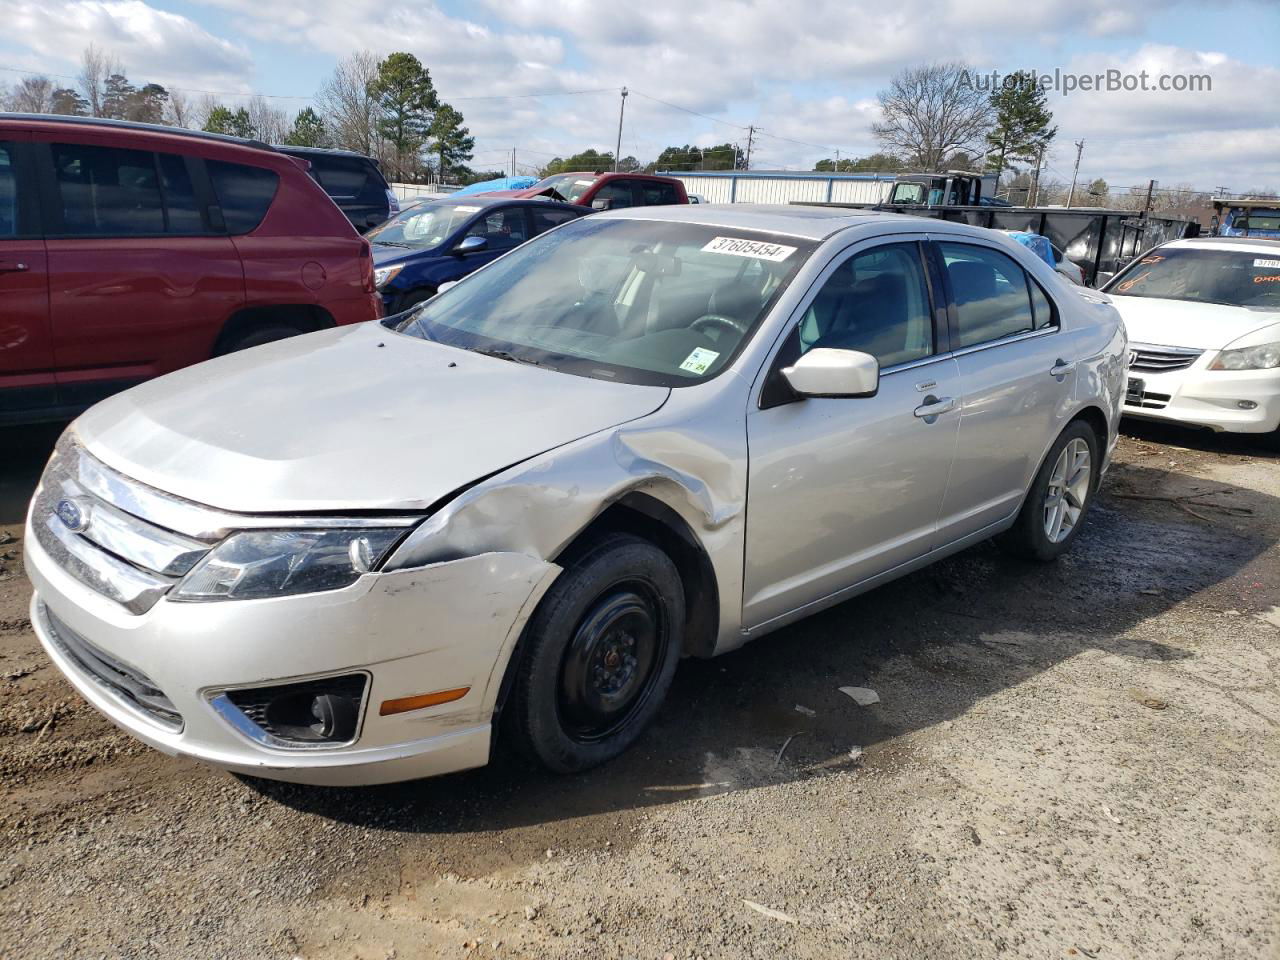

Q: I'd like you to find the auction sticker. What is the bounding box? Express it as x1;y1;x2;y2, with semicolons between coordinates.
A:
679;347;720;374
702;236;797;261
1253;258;1280;269
454;205;481;212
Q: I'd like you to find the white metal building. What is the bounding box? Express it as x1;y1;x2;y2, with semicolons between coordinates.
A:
657;170;899;205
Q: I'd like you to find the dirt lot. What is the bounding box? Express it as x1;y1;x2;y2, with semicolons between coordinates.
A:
1;421;1278;960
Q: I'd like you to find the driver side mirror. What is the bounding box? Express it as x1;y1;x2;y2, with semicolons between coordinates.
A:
455;235;487;255
782;348;879;398
591;198;613;211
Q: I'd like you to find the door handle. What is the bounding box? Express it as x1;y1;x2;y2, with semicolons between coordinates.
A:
913;395;956;419
0;260;29;274
1050;358;1076;378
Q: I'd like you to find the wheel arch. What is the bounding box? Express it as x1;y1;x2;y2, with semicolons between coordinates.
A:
213;304;336;356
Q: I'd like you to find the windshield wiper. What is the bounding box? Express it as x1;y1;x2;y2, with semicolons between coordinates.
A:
468;346;555;369
373;240;414;248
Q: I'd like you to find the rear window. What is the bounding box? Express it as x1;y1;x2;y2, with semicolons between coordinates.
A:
309;157;372;199
207;160;279;234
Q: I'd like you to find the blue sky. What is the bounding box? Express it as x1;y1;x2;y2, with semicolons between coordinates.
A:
1;0;1276;189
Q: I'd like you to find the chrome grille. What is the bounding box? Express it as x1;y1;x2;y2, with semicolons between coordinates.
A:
1129;343;1203;374
1125;390;1171;410
40;601;182;731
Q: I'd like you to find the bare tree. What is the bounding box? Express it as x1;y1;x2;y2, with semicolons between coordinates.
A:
871;62;993;172
8;75;56;113
78;44;122;118
165;88;193;128
192;94;221;130
245;96;289;144
316;50;382;156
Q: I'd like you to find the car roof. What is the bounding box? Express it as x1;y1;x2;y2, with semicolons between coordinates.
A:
597;202;936;240
0;113;275;152
1164;236;1280;255
274;145;377;162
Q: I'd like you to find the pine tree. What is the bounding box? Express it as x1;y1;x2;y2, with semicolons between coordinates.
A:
428;103;473;181
984;71;1057;189
284;107;328;147
368;53;438;180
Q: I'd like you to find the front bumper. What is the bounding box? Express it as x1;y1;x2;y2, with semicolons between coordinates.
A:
26;525;557;786
1124;361;1280;434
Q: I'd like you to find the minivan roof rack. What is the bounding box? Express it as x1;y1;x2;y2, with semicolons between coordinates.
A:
0;113;277;152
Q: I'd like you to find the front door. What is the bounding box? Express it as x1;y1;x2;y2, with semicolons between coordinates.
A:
743;237;960;629
0;134;55;419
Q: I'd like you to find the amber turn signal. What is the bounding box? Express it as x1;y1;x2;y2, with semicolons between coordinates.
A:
379;687;470;716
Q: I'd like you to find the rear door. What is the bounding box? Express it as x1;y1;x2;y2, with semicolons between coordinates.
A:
36;137;243;407
0;133;55;419
931;237;1078;543
637;179;681;207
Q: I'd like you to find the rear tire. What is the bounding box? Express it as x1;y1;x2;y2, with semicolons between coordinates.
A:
504;533;684;774
216;323;306;355
999;420;1100;561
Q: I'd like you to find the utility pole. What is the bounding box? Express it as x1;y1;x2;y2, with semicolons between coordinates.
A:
835;148;840;172
1030;144;1045;207
1065;139;1085;209
1143;179;1157;215
744;125;755;171
614;87;628;173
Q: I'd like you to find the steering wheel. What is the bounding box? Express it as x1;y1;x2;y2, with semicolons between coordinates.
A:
691;314;748;338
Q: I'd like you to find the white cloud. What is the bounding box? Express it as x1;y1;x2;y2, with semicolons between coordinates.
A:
0;0;254;92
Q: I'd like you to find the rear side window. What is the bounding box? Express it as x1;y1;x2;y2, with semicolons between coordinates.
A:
309;157;371;199
157;153;203;234
0;144;16;236
640;181;679;205
464;207;529;252
207;160;279;234
593;181;634;209
939;242;1044;348
530;205;579;233
52;143;165;236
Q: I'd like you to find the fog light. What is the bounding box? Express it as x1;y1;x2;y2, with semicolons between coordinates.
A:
1237;400;1258;410
219;674;367;747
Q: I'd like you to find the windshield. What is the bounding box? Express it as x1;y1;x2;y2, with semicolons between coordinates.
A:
534;174;598;203
366;202;482;249
891;183;926;204
395;217;816;386
1105;247;1280;309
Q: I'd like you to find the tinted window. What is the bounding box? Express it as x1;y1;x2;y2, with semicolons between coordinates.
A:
593;181;634;209
798;242;934;367
1028;279;1056;330
940;243;1037;348
157;153;203;234
53;143;164;236
465;207;528;251
310;157;370;199
207;160;279;234
0;144;15;237
639;181;679;205
530;205;580;233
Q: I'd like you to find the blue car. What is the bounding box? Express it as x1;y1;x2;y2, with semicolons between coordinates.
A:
369;196;592;313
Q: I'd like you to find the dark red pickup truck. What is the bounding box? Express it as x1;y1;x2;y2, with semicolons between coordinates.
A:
0;114;382;425
482;171;688;210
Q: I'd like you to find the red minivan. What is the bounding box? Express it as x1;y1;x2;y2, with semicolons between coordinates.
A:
0;114;382;424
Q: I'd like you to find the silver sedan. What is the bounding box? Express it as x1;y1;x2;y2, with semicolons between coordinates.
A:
25;205;1127;785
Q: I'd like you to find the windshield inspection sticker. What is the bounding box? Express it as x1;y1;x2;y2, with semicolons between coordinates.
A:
701;236;797;262
679;347;720;375
1253;258;1280;269
453;205;481;212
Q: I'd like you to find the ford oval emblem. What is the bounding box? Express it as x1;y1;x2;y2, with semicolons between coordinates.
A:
55;497;90;533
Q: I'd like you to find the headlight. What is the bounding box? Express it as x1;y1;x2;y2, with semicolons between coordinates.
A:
1209;340;1280;371
173;529;404;601
373;265;404;289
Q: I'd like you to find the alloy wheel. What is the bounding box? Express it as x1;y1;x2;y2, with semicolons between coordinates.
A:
1043;437;1092;543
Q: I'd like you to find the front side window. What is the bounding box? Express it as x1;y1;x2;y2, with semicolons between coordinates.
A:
206;160;279;234
397;218;815;386
1105;246;1280;309
940;242;1044;348
797;242;935;368
0;144;16;237
52;143;165;236
593;181;634;209
465;207;528;251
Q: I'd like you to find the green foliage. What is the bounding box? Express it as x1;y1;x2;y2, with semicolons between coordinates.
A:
652;143;742;171
539;149;617;176
284;107;328;147
428;103;474;179
94;72;169;123
369;52;438;178
50;87;89;116
984;71;1057;179
203;105;256;139
455;167;509;186
1087;178;1109;199
814;153;904;173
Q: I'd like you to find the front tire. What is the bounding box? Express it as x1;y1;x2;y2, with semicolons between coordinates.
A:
1000;420;1100;561
504;534;684;773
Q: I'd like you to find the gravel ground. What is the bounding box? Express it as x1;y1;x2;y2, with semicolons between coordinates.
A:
1;420;1278;960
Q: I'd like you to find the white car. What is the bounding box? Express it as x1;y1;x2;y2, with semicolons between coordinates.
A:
1102;237;1280;445
1050;243;1086;285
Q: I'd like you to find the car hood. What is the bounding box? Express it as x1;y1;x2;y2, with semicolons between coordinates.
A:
1109;295;1280;350
74;323;670;514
